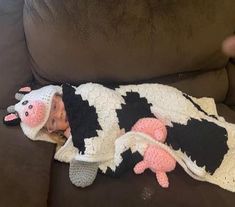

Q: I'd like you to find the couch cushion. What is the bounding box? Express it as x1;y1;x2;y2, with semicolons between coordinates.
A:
0;0;33;109
48;103;235;207
216;104;235;123
102;67;229;103
168;68;228;103
225;62;235;106
24;0;235;84
0;110;55;207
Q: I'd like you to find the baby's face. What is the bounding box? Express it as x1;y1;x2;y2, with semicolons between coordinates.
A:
45;94;69;133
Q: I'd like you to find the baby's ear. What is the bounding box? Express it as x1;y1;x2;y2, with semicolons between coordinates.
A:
15;86;32;101
3;113;21;126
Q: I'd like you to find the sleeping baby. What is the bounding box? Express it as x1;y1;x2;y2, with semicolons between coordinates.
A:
45;93;71;139
4;85;70;144
3;83;235;192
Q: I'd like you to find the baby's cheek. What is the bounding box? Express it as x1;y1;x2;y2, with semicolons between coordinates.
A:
21;101;46;127
57;119;69;131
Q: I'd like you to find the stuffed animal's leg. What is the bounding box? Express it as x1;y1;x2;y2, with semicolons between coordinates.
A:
134;161;148;174
156;171;169;188
131;118;167;142
69;159;99;188
153;127;167;142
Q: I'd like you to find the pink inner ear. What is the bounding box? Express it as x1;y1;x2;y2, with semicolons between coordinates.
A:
19;87;31;93
4;113;18;121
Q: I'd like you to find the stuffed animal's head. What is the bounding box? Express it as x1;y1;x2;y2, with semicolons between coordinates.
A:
3;85;62;141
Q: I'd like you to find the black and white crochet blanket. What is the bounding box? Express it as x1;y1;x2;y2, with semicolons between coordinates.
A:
54;83;235;191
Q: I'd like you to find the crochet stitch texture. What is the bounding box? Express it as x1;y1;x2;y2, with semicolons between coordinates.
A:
132;118;176;188
58;83;235;191
7;82;235;191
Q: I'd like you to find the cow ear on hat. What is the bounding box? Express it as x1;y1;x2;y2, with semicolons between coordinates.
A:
19;86;32;93
3;113;21;126
15;86;32;101
3;86;32;126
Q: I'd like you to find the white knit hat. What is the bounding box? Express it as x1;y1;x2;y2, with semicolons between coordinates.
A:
14;85;62;141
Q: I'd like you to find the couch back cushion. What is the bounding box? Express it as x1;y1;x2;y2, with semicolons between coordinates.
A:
0;0;32;109
23;0;235;100
225;62;235;106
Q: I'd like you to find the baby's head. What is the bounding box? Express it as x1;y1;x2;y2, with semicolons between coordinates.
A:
45;94;69;133
9;85;66;142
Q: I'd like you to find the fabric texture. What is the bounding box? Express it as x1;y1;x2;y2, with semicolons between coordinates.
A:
69;160;99;188
24;0;235;85
132;118;176;188
56;83;235;191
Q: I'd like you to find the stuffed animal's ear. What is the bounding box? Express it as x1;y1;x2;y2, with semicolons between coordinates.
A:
3;113;21;126
15;86;32;101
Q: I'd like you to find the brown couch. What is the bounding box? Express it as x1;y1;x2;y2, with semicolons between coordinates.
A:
1;0;235;207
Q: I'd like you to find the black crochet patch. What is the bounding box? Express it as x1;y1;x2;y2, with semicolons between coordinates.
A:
116;92;155;132
183;94;218;120
103;149;143;177
62;84;102;154
166;118;228;174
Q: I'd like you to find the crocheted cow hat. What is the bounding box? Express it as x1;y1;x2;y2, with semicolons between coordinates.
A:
3;85;62;141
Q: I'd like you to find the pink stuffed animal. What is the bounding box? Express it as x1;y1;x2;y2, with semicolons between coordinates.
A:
131;118;176;188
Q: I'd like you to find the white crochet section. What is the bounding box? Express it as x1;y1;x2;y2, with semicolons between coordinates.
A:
191;97;218;116
191;96;225;122
76;128;125;162
54;136;78;163
99;132;149;173
116;84;202;126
